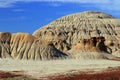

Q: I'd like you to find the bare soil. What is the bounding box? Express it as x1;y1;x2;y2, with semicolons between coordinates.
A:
47;67;120;80
0;68;120;80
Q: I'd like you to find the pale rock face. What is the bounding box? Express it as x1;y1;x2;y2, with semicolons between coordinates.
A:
0;32;11;58
0;32;67;60
33;11;120;57
0;11;120;60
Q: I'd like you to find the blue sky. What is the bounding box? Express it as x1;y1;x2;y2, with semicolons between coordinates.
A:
0;0;120;34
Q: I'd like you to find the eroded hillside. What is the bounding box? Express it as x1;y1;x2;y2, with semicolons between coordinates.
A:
0;11;120;60
33;11;120;57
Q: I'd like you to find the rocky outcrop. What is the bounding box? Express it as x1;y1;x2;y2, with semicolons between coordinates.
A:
33;11;120;57
67;36;119;60
0;32;67;60
72;36;107;52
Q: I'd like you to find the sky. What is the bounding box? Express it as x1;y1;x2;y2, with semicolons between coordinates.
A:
0;0;120;34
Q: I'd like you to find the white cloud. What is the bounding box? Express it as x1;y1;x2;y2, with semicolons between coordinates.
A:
0;0;120;10
0;0;109;8
12;9;24;12
49;2;62;7
0;1;16;8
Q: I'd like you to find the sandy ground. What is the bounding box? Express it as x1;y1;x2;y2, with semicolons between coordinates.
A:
0;59;120;79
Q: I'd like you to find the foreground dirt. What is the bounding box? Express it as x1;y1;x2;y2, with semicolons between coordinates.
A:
0;67;120;80
0;71;37;80
46;67;120;80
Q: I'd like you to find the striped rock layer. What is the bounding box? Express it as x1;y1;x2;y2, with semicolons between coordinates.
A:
0;32;67;60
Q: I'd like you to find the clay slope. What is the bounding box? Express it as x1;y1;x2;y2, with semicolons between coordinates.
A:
33;11;120;57
0;32;67;60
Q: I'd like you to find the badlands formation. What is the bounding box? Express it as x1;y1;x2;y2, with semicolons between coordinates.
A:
0;11;120;60
0;32;67;60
